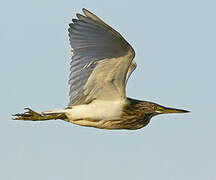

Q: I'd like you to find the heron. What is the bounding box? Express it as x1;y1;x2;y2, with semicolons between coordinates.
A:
13;8;189;130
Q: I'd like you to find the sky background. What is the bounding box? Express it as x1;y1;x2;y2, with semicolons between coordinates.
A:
1;0;216;179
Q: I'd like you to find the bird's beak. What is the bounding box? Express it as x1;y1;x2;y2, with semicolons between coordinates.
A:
155;105;190;114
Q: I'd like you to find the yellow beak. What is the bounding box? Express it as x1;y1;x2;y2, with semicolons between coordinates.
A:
155;105;190;114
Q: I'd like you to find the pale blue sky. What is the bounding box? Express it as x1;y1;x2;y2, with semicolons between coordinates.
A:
1;0;216;179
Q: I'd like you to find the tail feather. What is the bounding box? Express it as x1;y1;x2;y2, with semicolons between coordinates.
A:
13;108;67;121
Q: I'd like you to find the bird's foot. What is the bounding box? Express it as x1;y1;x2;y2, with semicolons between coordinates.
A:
13;108;44;121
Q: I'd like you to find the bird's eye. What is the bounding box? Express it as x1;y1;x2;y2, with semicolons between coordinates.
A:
153;105;157;111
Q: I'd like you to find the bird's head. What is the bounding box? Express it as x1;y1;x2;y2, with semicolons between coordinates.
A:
139;101;190;117
128;98;189;115
125;98;189;129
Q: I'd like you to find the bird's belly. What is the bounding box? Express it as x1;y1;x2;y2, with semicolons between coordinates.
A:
65;100;125;121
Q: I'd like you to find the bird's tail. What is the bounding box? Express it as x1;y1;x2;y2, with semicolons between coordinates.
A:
13;108;67;121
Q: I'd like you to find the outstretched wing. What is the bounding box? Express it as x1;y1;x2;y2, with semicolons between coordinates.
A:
68;8;135;106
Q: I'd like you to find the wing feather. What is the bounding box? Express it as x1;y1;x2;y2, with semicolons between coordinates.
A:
68;8;135;106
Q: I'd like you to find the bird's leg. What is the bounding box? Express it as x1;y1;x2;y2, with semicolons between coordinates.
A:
13;108;66;121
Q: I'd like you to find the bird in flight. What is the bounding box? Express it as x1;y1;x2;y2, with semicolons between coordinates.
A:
14;8;189;130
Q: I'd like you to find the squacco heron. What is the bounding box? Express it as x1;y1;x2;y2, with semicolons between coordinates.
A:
13;8;189;130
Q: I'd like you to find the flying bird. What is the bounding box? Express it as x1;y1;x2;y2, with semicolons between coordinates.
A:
13;8;189;130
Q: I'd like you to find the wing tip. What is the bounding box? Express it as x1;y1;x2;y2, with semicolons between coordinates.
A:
82;8;92;15
82;8;88;13
76;13;85;20
77;8;93;19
